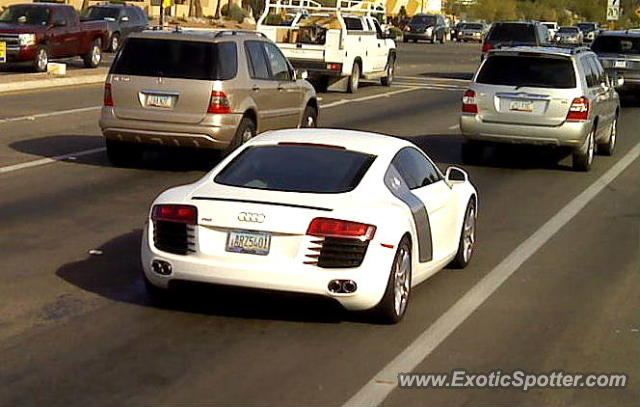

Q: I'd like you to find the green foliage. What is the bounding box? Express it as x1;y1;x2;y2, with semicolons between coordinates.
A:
221;2;248;23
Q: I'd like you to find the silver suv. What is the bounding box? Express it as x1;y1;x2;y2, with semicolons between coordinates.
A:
460;46;621;171
99;29;318;165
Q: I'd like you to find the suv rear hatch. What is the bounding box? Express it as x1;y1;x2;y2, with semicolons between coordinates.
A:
592;35;640;79
108;37;237;124
473;53;578;126
484;23;537;52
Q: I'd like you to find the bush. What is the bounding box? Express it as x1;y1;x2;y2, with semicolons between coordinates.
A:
263;13;283;25
221;3;248;23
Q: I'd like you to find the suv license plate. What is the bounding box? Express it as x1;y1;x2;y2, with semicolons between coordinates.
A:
226;230;271;256
0;42;6;63
614;60;627;68
510;100;534;112
146;94;173;108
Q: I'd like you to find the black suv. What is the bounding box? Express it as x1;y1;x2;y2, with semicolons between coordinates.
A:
81;3;148;52
592;30;640;95
482;21;550;58
403;14;448;44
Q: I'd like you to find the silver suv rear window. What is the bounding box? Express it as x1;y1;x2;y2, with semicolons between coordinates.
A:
112;38;237;80
592;36;640;55
477;55;576;89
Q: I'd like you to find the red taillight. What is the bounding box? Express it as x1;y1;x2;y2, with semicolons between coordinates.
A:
462;89;478;114
482;42;494;53
327;63;342;71
104;83;114;107
207;90;231;114
152;204;198;225
566;97;590;121
307;218;376;241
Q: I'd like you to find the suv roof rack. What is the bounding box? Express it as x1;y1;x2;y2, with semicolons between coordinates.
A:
260;0;386;16
214;30;267;38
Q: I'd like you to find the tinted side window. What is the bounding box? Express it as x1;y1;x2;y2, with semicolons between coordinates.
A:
373;18;384;39
125;8;137;21
581;57;597;87
344;17;363;31
245;41;270;80
393;148;441;190
588;56;605;85
264;42;292;80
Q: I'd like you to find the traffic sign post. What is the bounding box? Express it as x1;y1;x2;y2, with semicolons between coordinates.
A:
607;0;620;21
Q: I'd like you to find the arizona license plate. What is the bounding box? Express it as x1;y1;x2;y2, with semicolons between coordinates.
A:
146;94;173;108
226;230;271;256
509;100;534;112
0;42;6;63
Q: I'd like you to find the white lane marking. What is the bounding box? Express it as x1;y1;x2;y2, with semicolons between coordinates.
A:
396;75;471;83
344;141;640;407
448;124;460;130
0;147;105;174
320;87;420;109
0;106;101;125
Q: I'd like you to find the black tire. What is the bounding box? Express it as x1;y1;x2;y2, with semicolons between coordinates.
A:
597;116;616;156
347;61;360;94
109;33;120;52
224;116;256;156
300;105;318;128
412;39;417;43
83;38;102;68
572;128;595;172
461;141;484;164
105;139;143;167
380;55;395;87
375;236;412;324
449;198;477;269
33;46;49;73
403;36;408;43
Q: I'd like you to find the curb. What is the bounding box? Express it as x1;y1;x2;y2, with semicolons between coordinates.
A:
0;72;107;94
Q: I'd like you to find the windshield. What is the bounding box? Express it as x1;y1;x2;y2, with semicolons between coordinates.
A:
477;55;576;89
488;24;536;43
0;6;50;25
461;23;483;30
214;145;376;194
559;27;578;33
577;23;596;32
82;7;120;21
592;36;640;55
410;15;436;26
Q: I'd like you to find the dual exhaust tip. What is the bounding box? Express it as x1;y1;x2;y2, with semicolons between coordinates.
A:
328;279;357;294
151;260;172;276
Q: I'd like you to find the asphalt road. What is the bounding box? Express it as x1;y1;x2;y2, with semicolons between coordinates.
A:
0;53;115;76
0;42;638;406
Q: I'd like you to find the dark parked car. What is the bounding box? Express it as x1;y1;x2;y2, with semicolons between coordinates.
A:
592;30;640;95
482;21;550;58
81;3;148;52
402;14;448;44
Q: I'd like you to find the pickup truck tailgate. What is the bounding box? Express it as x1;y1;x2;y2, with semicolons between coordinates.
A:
278;43;325;61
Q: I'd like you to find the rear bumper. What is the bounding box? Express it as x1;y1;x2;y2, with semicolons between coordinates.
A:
460;113;591;147
459;33;482;41
404;32;435;41
288;58;344;77
99;107;241;150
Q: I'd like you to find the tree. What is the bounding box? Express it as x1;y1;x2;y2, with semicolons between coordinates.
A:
189;0;203;18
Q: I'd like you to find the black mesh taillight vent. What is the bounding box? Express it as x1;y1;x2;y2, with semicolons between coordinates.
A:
304;237;369;268
153;221;195;255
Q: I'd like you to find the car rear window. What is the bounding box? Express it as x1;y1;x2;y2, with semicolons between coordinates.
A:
462;24;483;30
477;55;576;88
111;38;237;80
558;27;578;33
487;23;536;43
214;144;376;193
592;36;640;55
410;15;437;26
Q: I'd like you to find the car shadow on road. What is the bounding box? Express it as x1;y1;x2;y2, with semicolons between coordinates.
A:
408;133;573;171
10;134;221;172
56;229;357;324
418;72;474;81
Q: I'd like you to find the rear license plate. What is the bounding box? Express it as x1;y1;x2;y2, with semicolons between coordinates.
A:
226;230;271;256
614;60;627;68
0;42;6;63
146;94;173;108
509;100;534;112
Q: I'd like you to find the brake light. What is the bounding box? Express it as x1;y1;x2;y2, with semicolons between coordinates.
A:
307;218;376;241
482;42;494;53
566;97;590;121
207;90;231;114
104;83;114;107
152;204;198;225
327;63;342;71
462;89;478;114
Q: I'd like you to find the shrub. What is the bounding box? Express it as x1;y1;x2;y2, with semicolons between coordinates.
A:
221;3;248;23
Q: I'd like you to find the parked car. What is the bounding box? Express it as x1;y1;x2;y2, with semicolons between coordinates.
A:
81;3;148;52
402;13;448;44
554;26;584;45
460;46;621;171
577;22;599;43
99;29;318;165
592;30;640;95
482;21;550;59
456;22;486;43
542;21;558;38
141;128;478;323
257;0;396;93
0;3;108;72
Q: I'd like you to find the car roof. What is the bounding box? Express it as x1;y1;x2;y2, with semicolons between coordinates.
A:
489;46;591;58
247;129;415;158
598;30;640;38
131;28;267;42
89;3;138;8
11;3;70;7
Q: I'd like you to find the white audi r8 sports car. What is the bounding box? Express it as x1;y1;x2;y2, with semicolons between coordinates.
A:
142;129;478;323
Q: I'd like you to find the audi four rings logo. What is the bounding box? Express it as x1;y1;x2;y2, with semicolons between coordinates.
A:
238;212;266;223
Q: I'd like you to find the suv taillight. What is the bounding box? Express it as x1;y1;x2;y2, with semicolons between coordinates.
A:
207;90;231;114
566;97;590;121
307;218;376;241
104;83;114;107
482;42;494;53
462;89;478;114
152;204;198;225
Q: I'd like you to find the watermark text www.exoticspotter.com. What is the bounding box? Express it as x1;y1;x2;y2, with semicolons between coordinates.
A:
398;370;628;391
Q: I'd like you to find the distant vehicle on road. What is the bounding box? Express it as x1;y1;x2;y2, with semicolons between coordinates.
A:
456;22;486;43
481;21;550;59
542;21;558;38
554;26;584;45
577;22;599;43
592;31;640;95
81;3;148;52
141;128;478;323
403;13;448;44
461;46;622;171
100;29;318;165
0;3;108;72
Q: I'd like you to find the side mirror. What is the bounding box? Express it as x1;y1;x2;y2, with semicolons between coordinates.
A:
295;68;308;81
615;75;625;89
445;166;468;184
384;30;397;40
121;16;130;22
53;19;67;27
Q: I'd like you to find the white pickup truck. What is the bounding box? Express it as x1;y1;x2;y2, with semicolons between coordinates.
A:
257;0;396;93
